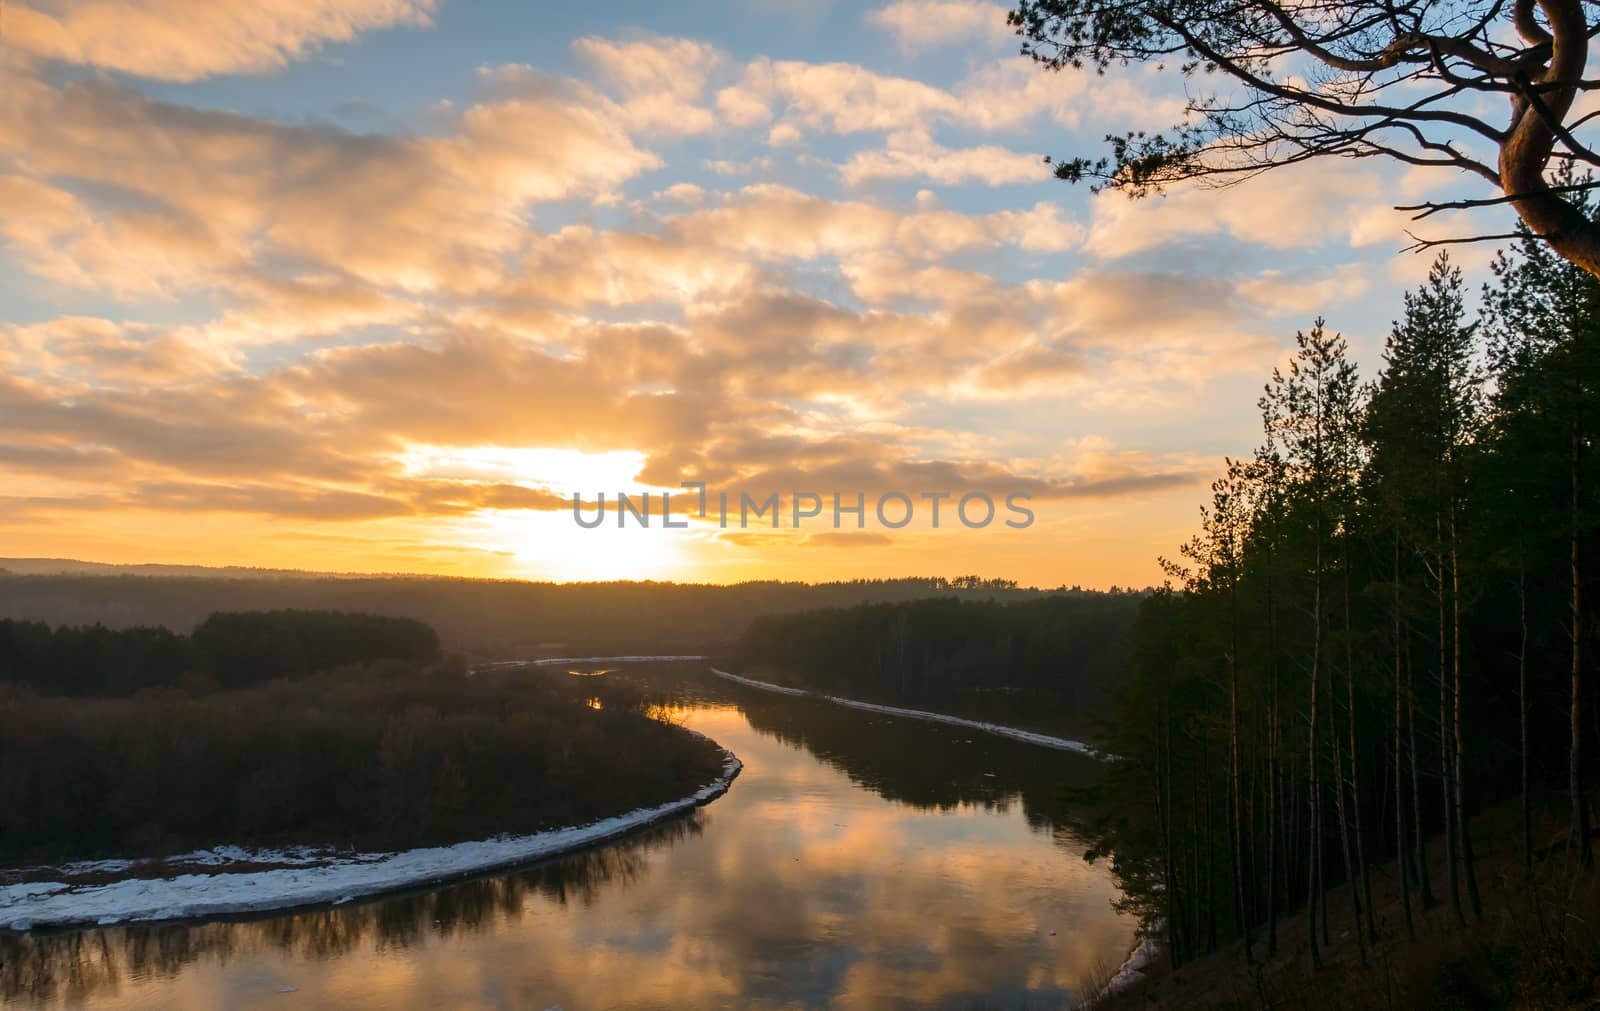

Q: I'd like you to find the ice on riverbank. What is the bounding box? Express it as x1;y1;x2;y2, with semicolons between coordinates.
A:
485;655;710;669
709;668;808;696
708;668;1101;757
0;746;739;931
1102;932;1160;996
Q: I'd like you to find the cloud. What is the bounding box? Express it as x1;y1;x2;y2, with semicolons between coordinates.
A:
803;531;894;547
655;183;706;205
713;50;1181;142
0;174;245;298
973;343;1090;391
867;1;1013;52
0;69;658;297
716;59;962;135
1238;264;1373;315
663;185;1081;262
503;225;758;310
2;317;236;385
0;26;1330;585
7;0;434;81
840;131;1048;187
572;35;722;135
950;58;1180;133
1082;160;1407;260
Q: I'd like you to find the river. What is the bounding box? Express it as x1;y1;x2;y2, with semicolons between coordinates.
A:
0;663;1135;1010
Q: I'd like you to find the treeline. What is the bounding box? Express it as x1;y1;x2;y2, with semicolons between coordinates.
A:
732;594;1142;732
0;610;439;696
1085;226;1600;983
0;663;724;861
0;574;1112;658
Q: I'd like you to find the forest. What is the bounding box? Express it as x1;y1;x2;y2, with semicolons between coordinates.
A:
0;572;1091;659
1081;218;1600;1006
732;593;1141;734
0;617;724;862
0;610;439;696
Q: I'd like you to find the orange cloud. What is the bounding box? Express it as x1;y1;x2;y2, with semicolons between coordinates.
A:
3;68;657;297
868;1;1013;51
6;0;433;80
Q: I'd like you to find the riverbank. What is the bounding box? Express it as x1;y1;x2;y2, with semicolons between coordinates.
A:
709;667;1101;756
0;740;740;931
479;654;710;669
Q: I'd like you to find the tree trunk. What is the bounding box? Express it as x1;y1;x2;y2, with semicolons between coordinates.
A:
1287;755;1300;913
1438;537;1463;923
1499;0;1600;282
1156;699;1181;968
1266;550;1280;958
1572;414;1591;867
1329;676;1365;963
1204;756;1218;954
1229;573;1254;963
1450;503;1483;920
1396;533;1415;936
1409;631;1436;908
1346;546;1377;942
1521;562;1532;880
1307;529;1324;971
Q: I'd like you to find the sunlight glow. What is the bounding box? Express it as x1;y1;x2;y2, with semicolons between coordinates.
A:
396;445;663;496
458;507;695;583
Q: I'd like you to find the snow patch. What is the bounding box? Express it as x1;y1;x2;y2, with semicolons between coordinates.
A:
709;668;1102;757
0;740;739;932
709;668;808;696
1101;930;1160;998
484;655;709;670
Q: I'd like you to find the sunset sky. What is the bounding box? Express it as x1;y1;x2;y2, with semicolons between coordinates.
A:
0;0;1509;587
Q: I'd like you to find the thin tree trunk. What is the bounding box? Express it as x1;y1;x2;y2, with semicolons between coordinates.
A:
1205;757;1218;954
1329;662;1365;963
1521;562;1532;880
1450;503;1483;920
1229;572;1254;963
1287;754;1300;913
1307;528;1324;971
1266;551;1280;958
1396;533;1415;936
1156;698;1181;969
1346;545;1377;942
1408;631;1436;908
1245;721;1257;926
1572;414;1591;867
1438;537;1463;923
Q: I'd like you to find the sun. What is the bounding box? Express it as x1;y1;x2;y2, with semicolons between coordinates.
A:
394;443;696;582
465;507;695;582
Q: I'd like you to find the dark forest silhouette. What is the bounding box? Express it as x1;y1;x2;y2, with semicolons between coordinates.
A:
0;573;1081;658
1066;220;1600;1006
0;617;722;862
733;594;1140;735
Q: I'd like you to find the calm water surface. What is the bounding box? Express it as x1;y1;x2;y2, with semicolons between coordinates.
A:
1;665;1134;1010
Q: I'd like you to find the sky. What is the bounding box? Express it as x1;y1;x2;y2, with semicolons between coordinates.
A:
0;0;1514;587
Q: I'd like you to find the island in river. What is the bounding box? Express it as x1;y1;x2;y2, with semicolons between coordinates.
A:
0;616;732;925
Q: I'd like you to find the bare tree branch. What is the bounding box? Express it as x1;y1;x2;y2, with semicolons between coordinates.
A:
1012;0;1600;275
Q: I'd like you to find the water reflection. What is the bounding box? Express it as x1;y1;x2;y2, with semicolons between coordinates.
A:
731;686;1097;823
1;819;699;1006
1;666;1132;1010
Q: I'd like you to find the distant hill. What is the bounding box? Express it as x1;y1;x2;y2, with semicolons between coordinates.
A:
0;560;1134;659
0;558;395;579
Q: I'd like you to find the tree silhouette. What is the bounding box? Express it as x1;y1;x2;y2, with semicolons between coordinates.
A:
1010;0;1600;276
